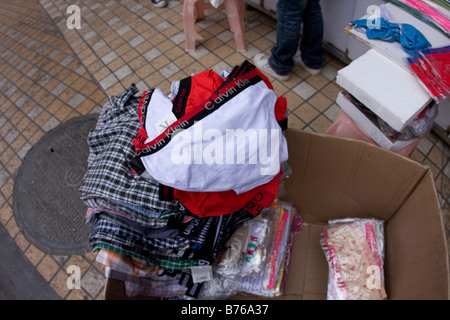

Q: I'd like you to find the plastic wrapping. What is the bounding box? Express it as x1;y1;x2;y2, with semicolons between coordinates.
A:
183;201;303;299
214;222;251;277
388;0;450;36
194;274;239;300
407;46;450;103
260;203;295;294
320;218;387;300
338;90;437;141
378;101;438;140
235;201;304;297
187;212;271;300
239;214;272;277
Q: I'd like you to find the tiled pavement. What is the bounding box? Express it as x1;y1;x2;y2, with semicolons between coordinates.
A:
0;0;448;300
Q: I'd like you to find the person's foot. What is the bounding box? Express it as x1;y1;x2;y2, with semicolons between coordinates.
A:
253;53;290;82
293;51;321;76
151;0;167;8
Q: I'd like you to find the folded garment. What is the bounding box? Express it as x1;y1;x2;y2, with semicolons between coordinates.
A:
158;168;282;217
178;208;256;262
87;210;188;239
90;207;255;267
90;217;191;251
131;61;288;195
389;0;450;35
320;218;387;300
84;198;181;230
79;84;181;211
350;15;431;54
96;249;188;297
93;242;198;270
96;248;168;276
107;267;187;298
132;69;225;147
408;45;450;102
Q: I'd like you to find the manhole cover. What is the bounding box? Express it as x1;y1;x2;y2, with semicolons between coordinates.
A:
13;114;98;255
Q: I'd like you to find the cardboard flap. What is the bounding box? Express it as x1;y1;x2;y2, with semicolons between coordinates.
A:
283;224;329;299
283;129;427;224
385;170;449;300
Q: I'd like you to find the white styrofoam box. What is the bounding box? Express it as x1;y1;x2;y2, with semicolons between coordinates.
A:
336;49;432;132
336;91;417;152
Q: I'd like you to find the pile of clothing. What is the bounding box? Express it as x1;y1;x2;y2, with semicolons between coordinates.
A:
79;60;293;299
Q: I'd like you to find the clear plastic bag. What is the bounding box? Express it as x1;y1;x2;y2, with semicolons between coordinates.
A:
260;202;296;296
320;218;387;300
407;45;450;103
214;221;251;277
194;273;239;300
377;101;438;140
390;0;450;36
193;201;304;299
239;214;272;277
236;201;304;297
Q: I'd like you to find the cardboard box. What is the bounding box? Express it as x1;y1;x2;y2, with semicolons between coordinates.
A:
105;129;450;300
265;129;448;299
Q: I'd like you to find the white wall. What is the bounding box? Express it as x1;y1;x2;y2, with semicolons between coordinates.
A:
321;0;386;61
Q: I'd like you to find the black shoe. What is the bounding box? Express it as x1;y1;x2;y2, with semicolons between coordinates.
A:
151;0;167;7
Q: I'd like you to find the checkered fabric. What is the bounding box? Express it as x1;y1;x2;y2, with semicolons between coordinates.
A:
79;84;180;211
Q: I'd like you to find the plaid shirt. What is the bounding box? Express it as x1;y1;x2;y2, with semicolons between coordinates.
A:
79;84;180;211
90;207;254;269
84;197;179;229
90;217;191;250
92;243;198;270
